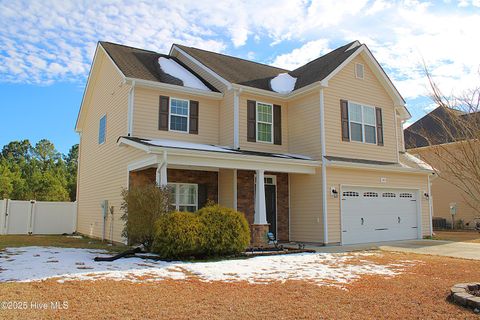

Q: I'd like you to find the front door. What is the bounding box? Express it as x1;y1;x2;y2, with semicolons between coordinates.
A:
265;184;277;238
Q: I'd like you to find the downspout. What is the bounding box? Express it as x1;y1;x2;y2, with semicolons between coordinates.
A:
127;81;135;136
427;174;433;236
319;87;328;244
233;88;240;149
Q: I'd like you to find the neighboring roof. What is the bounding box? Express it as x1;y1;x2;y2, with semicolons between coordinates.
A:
100;41;219;92
325;154;433;172
404;105;479;149
119;136;314;161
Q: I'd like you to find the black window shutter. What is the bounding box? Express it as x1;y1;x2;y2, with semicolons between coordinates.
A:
340;100;350;141
159;96;169;131
247;100;256;142
273;104;282;145
198;184;208;209
189;100;199;134
376;107;384;146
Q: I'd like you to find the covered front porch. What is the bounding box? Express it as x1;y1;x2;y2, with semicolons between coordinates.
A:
119;137;319;245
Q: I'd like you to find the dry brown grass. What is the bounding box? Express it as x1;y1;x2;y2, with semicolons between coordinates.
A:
1;251;479;319
433;230;480;243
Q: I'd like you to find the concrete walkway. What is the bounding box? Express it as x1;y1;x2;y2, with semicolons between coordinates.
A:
302;239;480;260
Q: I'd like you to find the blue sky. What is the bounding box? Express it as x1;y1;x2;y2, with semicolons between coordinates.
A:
1;0;479;154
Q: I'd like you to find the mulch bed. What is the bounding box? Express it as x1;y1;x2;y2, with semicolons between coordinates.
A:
1;251;480;319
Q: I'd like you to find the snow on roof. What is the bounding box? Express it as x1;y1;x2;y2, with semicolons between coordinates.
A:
402;153;434;170
142;138;235;153
158;57;211;91
270;73;297;94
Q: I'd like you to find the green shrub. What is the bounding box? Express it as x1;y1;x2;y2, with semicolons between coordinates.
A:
120;184;172;251
152;204;250;259
152;211;202;258
197;204;250;256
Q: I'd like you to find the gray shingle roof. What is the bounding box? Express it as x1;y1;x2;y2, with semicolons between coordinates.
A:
99;40;362;94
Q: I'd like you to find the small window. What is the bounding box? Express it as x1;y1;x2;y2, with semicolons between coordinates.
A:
170;98;189;132
382;192;396;198
355;63;364;79
399;193;413;198
348;102;377;144
343;191;359;197
168;183;198;212
98;115;106;144
363;192;378;198
256;102;273;143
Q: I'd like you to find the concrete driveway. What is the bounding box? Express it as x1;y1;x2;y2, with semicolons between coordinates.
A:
306;239;480;260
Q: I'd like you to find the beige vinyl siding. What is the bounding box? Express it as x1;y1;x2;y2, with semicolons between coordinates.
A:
77;49;147;242
289;169;324;242
133;87;220;145
326;167;431;243
287;92;321;159
174;51;228;92
323;54;398;162
219;89;234;146
239;93;289;153
218;169;235;208
413;146;478;227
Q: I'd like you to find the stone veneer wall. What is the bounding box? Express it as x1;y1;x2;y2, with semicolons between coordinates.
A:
236;170;289;242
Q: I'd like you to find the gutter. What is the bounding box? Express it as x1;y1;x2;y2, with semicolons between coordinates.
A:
325;159;434;174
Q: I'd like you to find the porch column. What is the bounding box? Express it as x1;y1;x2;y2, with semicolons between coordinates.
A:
254;169;267;224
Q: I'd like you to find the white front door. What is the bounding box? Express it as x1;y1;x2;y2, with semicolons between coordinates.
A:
341;187;419;245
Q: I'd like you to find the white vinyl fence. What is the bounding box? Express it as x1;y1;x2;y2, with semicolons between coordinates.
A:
0;199;76;235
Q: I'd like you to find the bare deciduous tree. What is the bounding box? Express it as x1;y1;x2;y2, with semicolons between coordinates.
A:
406;67;480;218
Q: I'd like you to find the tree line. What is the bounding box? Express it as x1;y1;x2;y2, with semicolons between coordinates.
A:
0;139;78;201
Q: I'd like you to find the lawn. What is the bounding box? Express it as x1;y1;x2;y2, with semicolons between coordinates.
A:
0;236;479;319
0;234;130;252
433;230;480;243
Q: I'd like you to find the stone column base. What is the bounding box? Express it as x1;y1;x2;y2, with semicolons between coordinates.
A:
251;224;270;247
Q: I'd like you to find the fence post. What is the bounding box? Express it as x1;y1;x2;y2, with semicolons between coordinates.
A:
28;200;36;235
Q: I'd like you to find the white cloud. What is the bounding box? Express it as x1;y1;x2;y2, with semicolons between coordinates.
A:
272;39;331;70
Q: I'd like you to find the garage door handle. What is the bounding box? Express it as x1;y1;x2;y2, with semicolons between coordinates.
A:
361;217;364;225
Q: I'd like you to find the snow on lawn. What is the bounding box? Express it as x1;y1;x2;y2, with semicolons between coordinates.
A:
158;57;211;91
270;73;297;94
0;247;417;287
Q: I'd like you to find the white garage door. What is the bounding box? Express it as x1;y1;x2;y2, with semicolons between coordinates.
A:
341;187;419;245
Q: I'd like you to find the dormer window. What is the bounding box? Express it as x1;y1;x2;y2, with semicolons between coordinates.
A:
355;63;364;79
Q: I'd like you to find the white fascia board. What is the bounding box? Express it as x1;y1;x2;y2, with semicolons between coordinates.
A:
127;155;161;172
125;77;224;100
75;43;127;133
326;160;433;174
170;45;232;89
231;81;327;101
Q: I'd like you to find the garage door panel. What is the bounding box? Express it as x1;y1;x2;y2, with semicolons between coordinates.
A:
342;187;418;245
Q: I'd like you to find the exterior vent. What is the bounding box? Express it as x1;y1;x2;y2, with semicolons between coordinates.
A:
355;63;364;79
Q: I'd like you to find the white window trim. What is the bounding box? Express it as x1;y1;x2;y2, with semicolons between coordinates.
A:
168;183;198;211
348;101;377;145
98;114;107;145
256;101;274;144
169;97;190;134
355;63;364;79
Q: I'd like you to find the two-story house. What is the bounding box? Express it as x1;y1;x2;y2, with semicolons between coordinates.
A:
75;40;434;246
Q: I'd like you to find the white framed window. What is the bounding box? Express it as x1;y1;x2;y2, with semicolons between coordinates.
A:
98;114;106;144
348;102;377;144
256;102;273;143
169;98;189;133
355;63;364;79
168;183;198;212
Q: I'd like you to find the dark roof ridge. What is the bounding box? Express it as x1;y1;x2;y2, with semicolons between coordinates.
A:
173;43;289;72
99;41;161;55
